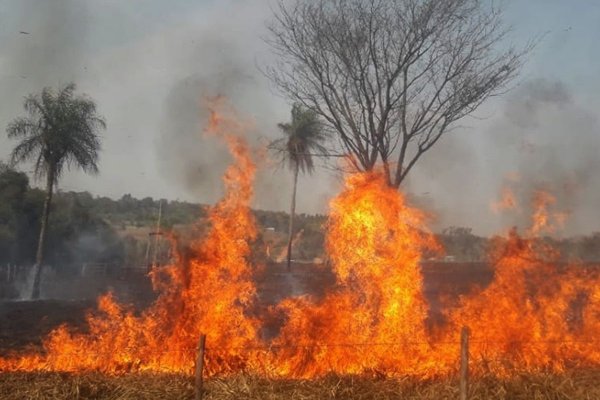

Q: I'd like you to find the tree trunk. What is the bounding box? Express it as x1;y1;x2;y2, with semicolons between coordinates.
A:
286;164;299;272
31;167;54;299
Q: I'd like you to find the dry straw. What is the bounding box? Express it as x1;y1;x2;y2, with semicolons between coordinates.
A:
1;370;599;400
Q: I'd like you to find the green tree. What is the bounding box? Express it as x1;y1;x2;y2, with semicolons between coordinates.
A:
7;83;105;299
0;163;29;264
270;104;327;271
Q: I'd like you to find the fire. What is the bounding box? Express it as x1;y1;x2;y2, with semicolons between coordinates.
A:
0;97;261;375
447;189;600;374
491;186;518;213
272;171;440;377
529;190;568;234
0;101;599;379
491;172;521;213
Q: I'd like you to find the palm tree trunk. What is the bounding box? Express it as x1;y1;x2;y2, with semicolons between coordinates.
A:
31;167;54;299
286;164;299;272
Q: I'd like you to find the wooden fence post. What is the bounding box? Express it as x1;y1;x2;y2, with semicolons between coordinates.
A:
460;326;470;400
195;333;207;400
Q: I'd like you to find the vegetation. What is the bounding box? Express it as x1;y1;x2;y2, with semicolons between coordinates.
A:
6;83;105;298
0;165;43;268
270;104;327;270
0;164;330;274
0;164;122;273
2;163;599;277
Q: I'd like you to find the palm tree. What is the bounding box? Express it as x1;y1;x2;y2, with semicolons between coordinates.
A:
271;104;327;271
7;83;105;299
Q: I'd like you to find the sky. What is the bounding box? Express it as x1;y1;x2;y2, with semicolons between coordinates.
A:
0;0;598;236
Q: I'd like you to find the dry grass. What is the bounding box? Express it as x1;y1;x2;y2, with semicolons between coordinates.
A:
0;370;599;399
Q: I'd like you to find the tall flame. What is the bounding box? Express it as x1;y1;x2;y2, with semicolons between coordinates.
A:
447;189;600;374
0;97;261;375
0;104;599;378
272;171;439;377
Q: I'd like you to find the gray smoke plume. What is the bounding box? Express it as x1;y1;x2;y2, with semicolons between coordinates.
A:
493;79;600;235
155;22;336;214
409;78;600;236
0;0;89;100
0;0;90;171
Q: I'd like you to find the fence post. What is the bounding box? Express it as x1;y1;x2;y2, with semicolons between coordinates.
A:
460;326;470;400
195;333;207;400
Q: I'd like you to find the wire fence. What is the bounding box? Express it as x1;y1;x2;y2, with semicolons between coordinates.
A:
4;332;600;400
29;337;598;369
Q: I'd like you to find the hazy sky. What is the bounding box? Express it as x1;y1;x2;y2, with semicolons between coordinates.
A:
0;0;598;236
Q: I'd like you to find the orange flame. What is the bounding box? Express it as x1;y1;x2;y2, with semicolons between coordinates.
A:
272;171;440;377
0;104;599;378
528;190;568;235
0;97;261;375
447;189;600;374
491;186;518;213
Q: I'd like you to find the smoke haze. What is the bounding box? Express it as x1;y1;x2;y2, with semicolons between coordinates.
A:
0;0;598;236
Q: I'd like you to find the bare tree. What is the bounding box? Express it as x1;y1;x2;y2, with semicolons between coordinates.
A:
266;0;529;188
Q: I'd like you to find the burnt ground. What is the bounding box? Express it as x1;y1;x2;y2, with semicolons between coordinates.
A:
0;300;94;356
0;261;497;355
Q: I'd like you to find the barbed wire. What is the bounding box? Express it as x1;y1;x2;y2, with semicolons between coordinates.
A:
203;339;600;352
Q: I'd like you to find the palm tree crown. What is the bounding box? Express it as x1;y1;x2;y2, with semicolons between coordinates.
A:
7;83;105;181
272;103;327;174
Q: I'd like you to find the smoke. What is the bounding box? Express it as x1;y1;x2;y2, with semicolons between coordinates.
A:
1;2;594;237
0;0;91;178
0;0;89;99
155;2;337;214
158;68;254;205
491;79;600;235
409;78;600;236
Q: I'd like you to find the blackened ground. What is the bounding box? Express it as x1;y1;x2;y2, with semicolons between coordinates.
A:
0;299;93;355
0;262;499;354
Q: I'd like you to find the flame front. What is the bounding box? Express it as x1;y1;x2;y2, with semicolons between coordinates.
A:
272;171;439;377
1;102;599;378
0;98;261;375
447;189;600;374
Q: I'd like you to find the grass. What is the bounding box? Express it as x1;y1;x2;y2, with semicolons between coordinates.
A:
0;370;599;399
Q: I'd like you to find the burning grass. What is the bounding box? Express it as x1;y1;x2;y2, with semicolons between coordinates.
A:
1;370;599;399
1;98;599;383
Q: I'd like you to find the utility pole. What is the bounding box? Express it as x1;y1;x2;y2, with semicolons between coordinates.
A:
145;200;163;272
152;200;163;269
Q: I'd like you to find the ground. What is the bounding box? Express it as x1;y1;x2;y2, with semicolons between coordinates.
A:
1;371;600;399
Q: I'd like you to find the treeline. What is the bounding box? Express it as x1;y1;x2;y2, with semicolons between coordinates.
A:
0;163;328;269
438;226;600;263
2;163;598;271
0;164;123;272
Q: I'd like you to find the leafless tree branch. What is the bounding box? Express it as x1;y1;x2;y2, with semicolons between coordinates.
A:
265;0;530;188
